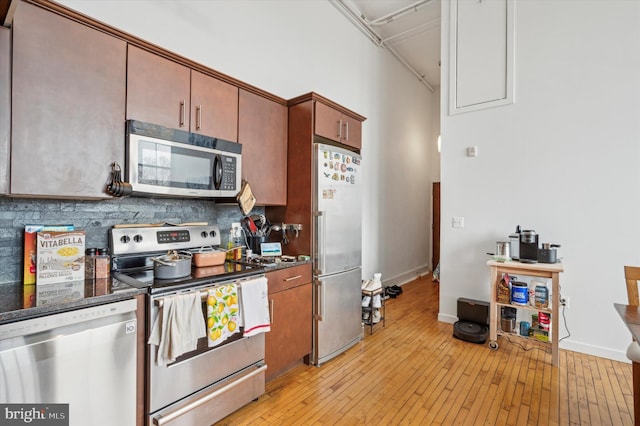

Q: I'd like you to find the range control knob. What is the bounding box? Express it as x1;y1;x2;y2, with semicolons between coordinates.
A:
119;235;131;244
209;230;217;238
201;231;208;239
133;234;143;243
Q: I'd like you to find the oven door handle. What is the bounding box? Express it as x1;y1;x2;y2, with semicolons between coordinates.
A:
152;363;267;425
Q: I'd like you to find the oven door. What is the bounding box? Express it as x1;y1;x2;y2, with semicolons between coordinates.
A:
150;362;266;426
147;280;265;416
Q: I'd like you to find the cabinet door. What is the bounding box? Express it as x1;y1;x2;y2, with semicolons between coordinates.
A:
315;102;362;150
238;90;287;205
0;26;9;195
126;45;191;130
191;71;239;142
265;282;312;381
314;101;343;143
11;2;126;198
449;0;514;114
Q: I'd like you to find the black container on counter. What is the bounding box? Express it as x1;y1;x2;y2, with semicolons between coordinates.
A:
85;248;96;280
246;236;267;254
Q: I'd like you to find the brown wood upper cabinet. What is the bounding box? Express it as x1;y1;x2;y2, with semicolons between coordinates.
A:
238;90;287;205
11;1;126;199
315;101;362;150
127;45;238;142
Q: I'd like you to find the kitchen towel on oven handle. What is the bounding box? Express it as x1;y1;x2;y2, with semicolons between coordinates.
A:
207;283;241;347
148;292;206;366
238;276;271;337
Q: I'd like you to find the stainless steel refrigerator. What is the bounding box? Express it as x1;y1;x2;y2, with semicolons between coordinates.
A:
311;142;362;366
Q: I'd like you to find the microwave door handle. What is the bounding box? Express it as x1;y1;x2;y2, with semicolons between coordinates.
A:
213;154;223;190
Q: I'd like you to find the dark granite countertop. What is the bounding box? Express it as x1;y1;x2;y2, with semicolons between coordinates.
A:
259;259;312;271
0;261;310;325
0;278;145;325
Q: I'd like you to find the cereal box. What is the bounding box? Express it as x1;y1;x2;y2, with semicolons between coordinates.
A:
36;231;85;285
23;224;74;285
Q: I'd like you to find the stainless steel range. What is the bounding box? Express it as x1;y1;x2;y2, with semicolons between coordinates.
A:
110;224;267;426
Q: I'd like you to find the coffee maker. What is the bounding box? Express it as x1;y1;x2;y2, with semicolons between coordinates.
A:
519;230;539;263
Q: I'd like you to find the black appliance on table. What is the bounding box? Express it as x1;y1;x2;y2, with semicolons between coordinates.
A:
110;224;267;426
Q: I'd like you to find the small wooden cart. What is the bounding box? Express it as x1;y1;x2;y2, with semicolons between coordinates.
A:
487;260;564;367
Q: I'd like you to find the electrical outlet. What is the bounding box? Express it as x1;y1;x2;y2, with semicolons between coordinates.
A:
560;296;569;309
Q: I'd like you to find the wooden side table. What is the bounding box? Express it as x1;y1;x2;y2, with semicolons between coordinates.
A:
487;260;564;367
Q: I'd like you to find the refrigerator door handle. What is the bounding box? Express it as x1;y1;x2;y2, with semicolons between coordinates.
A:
314;278;324;321
314;211;326;275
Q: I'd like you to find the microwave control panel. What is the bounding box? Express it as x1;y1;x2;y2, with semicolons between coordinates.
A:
220;156;237;190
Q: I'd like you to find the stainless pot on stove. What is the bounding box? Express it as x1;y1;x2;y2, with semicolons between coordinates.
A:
151;251;192;279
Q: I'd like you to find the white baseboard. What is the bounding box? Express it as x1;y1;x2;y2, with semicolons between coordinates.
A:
383;265;430;288
438;313;458;324
559;339;629;363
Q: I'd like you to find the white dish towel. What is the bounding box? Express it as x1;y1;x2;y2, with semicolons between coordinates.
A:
239;276;271;337
148;292;206;366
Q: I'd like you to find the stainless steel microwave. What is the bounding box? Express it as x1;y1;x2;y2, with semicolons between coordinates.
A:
125;120;242;198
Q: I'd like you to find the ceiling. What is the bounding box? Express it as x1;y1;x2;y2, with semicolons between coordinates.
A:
0;0;442;90
329;0;441;92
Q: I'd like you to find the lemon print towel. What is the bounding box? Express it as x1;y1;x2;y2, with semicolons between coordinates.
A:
207;283;240;347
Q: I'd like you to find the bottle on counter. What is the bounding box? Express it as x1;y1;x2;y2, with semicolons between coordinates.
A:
85;248;96;280
226;228;235;260
94;248;110;279
94;248;110;295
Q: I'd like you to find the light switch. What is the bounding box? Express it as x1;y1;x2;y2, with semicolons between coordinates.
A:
452;217;464;228
467;146;478;157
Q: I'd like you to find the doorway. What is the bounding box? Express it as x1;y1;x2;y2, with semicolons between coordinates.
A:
431;182;440;271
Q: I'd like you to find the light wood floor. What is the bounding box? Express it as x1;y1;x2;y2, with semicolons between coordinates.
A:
219;275;634;425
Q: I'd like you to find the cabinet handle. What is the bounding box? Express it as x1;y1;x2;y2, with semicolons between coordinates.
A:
179;100;186;127
344;121;349;140
196;105;202;130
269;299;274;324
284;275;302;282
337;119;342;139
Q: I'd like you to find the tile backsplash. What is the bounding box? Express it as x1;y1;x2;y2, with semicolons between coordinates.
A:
0;197;261;284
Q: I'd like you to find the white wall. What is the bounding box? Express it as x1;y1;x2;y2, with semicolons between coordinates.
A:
441;0;640;361
57;0;437;284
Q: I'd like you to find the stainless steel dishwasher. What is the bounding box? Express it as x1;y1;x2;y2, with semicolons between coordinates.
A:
0;299;137;426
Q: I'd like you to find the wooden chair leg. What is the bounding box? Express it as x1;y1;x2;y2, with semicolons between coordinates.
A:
633;361;640;426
